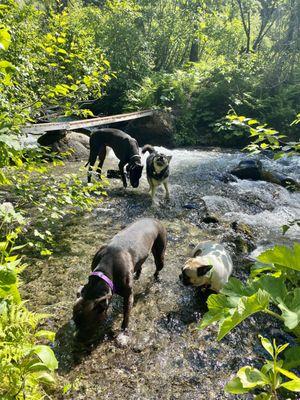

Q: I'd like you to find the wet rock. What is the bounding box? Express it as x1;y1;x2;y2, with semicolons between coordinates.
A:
230;159;299;191
217;172;238;183
222;221;256;254
201;215;219;224
231;159;263;180
38;130;90;161
116;332;130;347
126;110;175;147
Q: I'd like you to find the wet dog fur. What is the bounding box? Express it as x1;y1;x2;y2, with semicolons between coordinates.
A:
142;145;172;203
73;218;167;340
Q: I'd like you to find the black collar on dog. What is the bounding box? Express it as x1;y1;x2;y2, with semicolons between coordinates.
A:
149;164;169;180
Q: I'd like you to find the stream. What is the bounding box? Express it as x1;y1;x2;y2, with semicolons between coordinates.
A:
23;147;300;400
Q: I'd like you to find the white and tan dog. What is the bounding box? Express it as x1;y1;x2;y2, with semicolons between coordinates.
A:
180;241;233;292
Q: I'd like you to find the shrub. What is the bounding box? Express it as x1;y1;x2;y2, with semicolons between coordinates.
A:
0;203;58;399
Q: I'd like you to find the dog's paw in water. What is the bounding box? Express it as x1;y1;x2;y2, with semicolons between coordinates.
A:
116;332;130;347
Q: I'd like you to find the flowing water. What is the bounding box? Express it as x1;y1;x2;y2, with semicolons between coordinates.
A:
23;147;300;400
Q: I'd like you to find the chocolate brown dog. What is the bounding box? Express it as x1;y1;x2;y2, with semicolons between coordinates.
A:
73;218;167;340
86;128;143;188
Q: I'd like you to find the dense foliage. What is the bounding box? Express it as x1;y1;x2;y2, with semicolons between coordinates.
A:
226;335;300;398
1;0;299;149
0;1;299;398
0;203;58;399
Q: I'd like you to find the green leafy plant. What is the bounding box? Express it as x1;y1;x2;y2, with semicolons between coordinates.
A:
251;243;300;287
226;335;300;399
199;243;300;340
0;203;58;399
225;114;300;158
5;164;107;256
0;0;111;183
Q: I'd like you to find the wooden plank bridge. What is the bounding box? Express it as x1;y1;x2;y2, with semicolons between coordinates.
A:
22;109;154;135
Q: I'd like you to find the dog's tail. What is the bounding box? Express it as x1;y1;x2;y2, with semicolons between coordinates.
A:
142;144;155;154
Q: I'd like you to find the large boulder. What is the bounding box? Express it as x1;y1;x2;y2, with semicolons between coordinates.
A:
231;159;263;180
230;159;299;191
126;110;175;147
38;130;90;161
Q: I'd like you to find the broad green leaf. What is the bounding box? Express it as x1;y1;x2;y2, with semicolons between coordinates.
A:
280;379;300;392
252;275;287;303
277;343;289;355
0;268;17;285
276;367;299;380
237;366;269;389
34;371;56;385
28;362;51;373
199;293;232;329
251;262;275;278
259;335;274;358
0;283;21;303
0;28;11;50
278;288;300;330
257;243;300;271
221;277;254;299
32;345;58;371
225;377;249;394
218;290;270;340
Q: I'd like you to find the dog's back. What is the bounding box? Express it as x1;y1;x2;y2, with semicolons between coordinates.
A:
88;128;139;165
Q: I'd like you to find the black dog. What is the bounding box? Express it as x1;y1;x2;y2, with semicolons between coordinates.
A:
73;218;167;340
86;128;143;188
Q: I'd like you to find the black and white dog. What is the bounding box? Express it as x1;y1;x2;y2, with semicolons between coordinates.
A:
142;145;172;203
86;128;143;188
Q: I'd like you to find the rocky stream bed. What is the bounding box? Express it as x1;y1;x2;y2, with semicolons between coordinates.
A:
21;147;300;400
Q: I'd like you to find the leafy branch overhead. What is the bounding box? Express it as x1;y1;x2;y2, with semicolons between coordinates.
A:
225;115;300;158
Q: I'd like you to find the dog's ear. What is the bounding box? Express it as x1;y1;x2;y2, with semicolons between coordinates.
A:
197;265;213;277
194;249;202;257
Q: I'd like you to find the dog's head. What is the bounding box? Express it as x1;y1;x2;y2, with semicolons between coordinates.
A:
127;162;143;188
153;153;172;172
180;256;213;287
73;282;112;339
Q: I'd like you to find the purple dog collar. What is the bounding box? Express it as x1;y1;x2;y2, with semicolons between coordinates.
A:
90;271;114;292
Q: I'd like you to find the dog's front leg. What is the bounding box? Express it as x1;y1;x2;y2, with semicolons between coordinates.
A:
150;182;157;204
121;289;133;331
118;161;127;188
163;180;170;200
